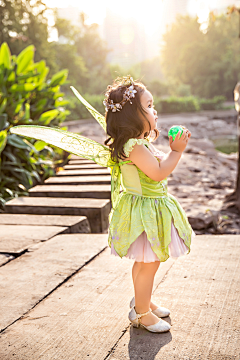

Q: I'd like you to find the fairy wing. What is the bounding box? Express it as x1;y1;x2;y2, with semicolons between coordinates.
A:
10;125;113;167
10;125;121;209
70;86;106;132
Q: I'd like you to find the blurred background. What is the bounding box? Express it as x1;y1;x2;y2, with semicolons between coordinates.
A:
1;0;240;119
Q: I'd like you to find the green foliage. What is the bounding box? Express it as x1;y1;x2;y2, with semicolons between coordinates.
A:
161;13;240;99
0;0;56;70
0;42;69;208
155;96;200;114
198;95;226;110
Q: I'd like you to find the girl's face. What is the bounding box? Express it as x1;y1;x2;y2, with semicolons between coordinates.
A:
140;90;158;132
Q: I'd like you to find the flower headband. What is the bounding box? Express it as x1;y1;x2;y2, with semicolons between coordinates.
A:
103;76;137;113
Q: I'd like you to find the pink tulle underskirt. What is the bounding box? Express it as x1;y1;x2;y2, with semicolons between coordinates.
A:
110;221;195;263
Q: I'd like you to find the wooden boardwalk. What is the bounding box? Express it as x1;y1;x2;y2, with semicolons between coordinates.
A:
0;234;239;359
1;156;240;359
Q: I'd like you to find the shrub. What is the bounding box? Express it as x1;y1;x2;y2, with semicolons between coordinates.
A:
198;95;226;110
0;42;70;208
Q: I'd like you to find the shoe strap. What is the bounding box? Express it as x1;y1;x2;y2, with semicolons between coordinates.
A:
135;307;152;319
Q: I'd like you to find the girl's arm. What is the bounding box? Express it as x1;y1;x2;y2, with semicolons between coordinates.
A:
128;129;191;182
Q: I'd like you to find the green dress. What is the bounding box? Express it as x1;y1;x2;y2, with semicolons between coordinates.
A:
108;138;193;262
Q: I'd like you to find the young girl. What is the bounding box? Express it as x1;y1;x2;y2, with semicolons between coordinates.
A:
10;75;194;334
103;76;195;333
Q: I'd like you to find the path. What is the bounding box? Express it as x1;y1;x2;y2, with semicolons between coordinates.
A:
0;234;239;359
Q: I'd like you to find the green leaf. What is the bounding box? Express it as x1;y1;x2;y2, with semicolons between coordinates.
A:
16;45;35;74
34;140;47;151
38;110;59;125
0;130;7;155
0;99;7;114
0;43;11;69
10;83;36;92
49;69;68;87
7;134;31;150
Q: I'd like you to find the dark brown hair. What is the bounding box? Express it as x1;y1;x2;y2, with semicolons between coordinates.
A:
104;77;159;162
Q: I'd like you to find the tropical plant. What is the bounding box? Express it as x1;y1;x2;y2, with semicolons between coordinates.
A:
0;42;70;208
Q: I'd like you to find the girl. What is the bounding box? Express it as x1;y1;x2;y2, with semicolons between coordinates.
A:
10;75;194;334
103;75;195;333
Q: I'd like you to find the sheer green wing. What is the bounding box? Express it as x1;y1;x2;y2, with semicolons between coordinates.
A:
10;125;122;209
10;125;113;167
70;86;106;132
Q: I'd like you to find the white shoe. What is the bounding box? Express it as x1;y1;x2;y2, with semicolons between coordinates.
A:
129;296;170;318
128;306;171;333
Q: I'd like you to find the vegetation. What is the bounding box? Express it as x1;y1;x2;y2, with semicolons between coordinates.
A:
0;42;69;208
161;12;240;100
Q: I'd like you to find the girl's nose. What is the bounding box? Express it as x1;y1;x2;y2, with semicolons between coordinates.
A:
153;109;157;115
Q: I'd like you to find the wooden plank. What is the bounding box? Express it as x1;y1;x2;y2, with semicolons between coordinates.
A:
70;155;93;161
56;168;110;176
0;233;108;331
45;175;111;185
0;225;67;254
0;240;175;359
5;197;111;233
29;184;111;199
0;214;91;234
64;163;104;170
0;254;14;266
68;160;95;165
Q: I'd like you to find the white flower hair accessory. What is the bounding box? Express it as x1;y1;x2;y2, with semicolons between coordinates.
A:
103;76;137;113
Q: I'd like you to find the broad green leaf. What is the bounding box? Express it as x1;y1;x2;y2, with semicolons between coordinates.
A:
50;70;68;87
16;45;34;74
0;130;7;155
15;101;24;114
7;71;15;82
10;83;36;92
34;140;47;151
38;110;59;125
0;99;7;114
0;43;11;69
23;103;30;120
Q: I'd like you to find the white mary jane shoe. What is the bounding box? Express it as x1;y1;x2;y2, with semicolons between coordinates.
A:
128;306;171;333
129;296;170;318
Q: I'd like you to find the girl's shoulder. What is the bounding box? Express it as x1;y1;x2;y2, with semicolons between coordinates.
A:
123;138;149;158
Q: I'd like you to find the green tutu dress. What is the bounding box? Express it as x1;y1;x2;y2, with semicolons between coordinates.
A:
108;138;195;263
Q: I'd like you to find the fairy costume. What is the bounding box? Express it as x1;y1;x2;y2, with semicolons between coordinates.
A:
10;86;194;263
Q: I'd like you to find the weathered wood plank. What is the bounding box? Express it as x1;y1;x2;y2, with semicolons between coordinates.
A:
0;225;67;254
68;160;95;165
29;184;111;199
5;197;111;233
0;241;175;359
45;175;111;185
64;163;104;170
56;168;110;176
0;233;108;331
0;214;91;234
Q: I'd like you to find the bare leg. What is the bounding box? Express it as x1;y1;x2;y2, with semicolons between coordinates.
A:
134;261;161;326
132;260;160;311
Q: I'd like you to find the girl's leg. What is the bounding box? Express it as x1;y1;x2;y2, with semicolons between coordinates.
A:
134;261;161;326
132;260;160;311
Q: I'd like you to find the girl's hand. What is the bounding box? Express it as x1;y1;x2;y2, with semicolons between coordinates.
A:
169;128;191;153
